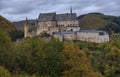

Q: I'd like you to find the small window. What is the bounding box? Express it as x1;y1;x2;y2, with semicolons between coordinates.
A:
99;32;104;35
71;29;73;31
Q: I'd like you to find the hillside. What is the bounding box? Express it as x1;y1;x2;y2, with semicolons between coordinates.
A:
0;15;15;32
13;20;35;30
78;13;120;34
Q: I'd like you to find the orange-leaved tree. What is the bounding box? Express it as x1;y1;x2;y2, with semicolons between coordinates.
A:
61;43;103;77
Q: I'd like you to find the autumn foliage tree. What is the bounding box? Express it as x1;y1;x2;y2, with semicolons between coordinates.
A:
61;43;103;77
0;66;11;77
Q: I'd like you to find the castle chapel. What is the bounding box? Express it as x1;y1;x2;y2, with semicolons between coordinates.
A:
24;8;80;37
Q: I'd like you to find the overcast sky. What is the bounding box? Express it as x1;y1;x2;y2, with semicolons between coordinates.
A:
0;0;120;22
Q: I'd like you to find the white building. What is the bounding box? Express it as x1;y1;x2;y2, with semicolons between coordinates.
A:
53;32;75;41
53;30;109;43
76;30;109;43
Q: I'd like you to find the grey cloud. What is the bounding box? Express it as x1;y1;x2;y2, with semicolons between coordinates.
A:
0;0;120;21
1;0;37;14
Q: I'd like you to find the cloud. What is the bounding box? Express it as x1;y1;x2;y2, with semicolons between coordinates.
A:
0;0;120;21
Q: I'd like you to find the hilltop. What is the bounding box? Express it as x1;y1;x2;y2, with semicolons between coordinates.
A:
78;13;120;34
0;15;15;32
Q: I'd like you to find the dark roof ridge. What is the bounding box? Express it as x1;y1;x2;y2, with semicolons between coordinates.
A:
56;13;76;15
39;12;56;15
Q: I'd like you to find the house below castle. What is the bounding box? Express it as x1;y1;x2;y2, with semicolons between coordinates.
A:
24;9;109;43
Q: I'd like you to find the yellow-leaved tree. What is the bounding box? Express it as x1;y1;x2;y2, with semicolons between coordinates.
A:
0;66;11;77
61;43;103;77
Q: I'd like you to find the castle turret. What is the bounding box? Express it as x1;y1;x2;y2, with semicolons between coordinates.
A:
24;17;29;38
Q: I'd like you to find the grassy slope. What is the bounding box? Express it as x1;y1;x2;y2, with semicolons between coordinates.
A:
0;15;15;32
78;13;120;34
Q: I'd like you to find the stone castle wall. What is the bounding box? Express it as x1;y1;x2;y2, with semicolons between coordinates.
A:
76;32;109;43
53;32;109;43
36;20;79;35
57;20;79;27
24;24;29;38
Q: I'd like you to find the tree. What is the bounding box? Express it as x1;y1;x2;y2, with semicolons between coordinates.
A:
0;66;11;77
0;27;13;71
104;46;120;77
61;43;103;77
36;39;63;77
12;37;63;77
9;29;24;41
0;27;10;47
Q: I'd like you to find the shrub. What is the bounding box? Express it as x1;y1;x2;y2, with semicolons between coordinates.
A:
0;66;11;77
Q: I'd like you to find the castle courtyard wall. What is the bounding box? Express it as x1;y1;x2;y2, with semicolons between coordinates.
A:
76;32;109;43
57;20;79;27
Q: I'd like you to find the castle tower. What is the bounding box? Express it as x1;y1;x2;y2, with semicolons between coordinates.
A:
24;17;29;38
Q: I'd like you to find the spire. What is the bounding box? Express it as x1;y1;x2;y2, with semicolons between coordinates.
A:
36;18;38;23
35;18;38;27
70;6;73;20
25;17;29;24
70;6;72;14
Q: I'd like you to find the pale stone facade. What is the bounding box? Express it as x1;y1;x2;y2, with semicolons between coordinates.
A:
53;30;109;43
24;11;80;37
37;12;79;34
66;26;80;31
53;32;76;41
76;30;109;43
24;18;36;37
24;23;29;38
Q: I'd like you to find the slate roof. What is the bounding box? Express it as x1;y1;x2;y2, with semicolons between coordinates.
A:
38;13;56;22
56;13;78;21
53;30;108;35
53;31;74;35
77;30;108;35
38;12;78;22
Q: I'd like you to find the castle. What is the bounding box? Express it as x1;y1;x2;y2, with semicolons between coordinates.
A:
24;8;109;43
24;8;79;37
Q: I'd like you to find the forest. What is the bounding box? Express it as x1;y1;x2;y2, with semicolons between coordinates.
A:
0;26;120;77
